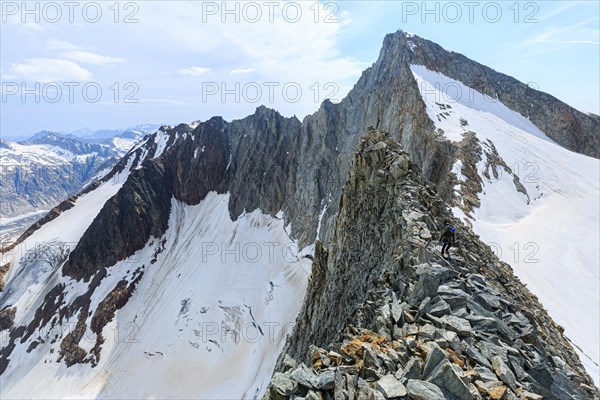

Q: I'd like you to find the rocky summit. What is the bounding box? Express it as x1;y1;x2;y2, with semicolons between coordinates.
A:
266;129;598;400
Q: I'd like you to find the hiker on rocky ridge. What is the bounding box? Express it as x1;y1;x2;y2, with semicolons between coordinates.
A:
439;220;456;259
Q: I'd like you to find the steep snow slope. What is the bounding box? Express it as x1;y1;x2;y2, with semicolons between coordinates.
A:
0;211;49;245
1;159;133;318
0;191;310;399
411;65;600;383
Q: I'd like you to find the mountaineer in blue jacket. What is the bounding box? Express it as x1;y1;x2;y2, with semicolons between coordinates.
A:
439;220;456;259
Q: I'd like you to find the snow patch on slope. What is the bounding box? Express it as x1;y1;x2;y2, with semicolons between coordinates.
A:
411;65;554;144
153;129;172;159
1;160;133;322
110;136;138;154
1;192;311;399
1;142;79;167
411;64;600;384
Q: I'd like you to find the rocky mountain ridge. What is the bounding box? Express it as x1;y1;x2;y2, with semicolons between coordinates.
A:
0;30;597;398
21;132;112;156
4;30;596;259
267;129;598;399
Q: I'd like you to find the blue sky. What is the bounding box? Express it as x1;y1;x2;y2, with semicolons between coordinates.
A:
1;0;598;138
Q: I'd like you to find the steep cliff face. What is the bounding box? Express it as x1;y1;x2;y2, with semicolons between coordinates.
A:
271;129;598;400
227;107;303;219
283;43;457;245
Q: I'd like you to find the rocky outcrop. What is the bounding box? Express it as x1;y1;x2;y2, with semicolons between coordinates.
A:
0;307;15;331
0;263;9;291
268;130;598;399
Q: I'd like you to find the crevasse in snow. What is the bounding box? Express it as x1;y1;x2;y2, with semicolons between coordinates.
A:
1;191;311;399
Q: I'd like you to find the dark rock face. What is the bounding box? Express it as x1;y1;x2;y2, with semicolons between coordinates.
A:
269;130;597;400
227;107;302;219
62;158;172;281
61;119;231;282
0;307;15;331
170;117;231;204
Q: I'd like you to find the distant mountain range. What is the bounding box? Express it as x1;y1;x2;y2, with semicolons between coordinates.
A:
1;124;163;142
0;125;160;230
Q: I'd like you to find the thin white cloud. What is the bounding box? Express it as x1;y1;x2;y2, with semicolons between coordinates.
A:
18;21;43;34
2;58;92;82
519;18;599;47
538;1;583;22
538;40;599;45
45;39;80;51
230;68;255;74
61;50;125;66
177;66;212;76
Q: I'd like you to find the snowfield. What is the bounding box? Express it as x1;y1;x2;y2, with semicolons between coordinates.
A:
0;190;311;399
411;64;600;384
1;160;133;324
1;141;83;168
109;136;139;155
